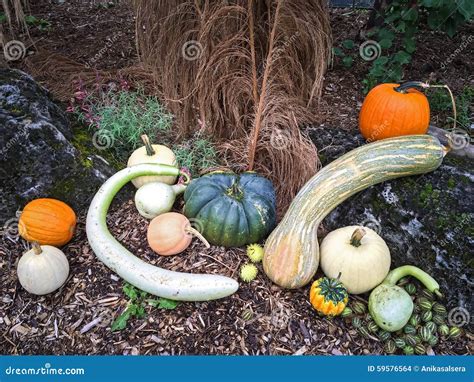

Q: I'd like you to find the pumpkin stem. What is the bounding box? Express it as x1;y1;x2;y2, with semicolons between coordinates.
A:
394;81;429;93
350;228;366;247
32;242;42;255
141;134;156;156
185;226;211;248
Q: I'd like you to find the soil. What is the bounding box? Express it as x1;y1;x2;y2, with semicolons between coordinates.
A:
1;0;472;355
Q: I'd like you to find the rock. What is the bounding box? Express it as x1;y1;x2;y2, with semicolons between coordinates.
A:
309;126;473;316
0;69;117;221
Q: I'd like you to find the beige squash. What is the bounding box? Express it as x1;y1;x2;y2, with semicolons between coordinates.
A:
17;243;69;295
320;226;391;294
127;135;177;188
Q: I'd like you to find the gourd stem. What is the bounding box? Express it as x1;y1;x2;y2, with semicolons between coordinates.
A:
185;226;211;248
350;228;366;247
382;265;442;297
141;134;156;156
32;242;42;255
171;184;187;196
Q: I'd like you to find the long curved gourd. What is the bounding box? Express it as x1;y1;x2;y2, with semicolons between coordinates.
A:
263;135;446;289
86;164;239;301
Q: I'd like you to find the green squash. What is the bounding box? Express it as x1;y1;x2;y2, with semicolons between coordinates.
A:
183;171;276;247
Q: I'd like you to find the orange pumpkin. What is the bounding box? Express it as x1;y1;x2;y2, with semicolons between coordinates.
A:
147;212;209;256
359;82;430;142
19;198;76;246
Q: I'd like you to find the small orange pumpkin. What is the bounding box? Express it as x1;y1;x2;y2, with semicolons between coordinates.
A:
19;198;76;246
147;212;209;256
359;82;430;142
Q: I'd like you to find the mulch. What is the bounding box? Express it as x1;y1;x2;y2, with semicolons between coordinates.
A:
1;201;472;355
1;1;472;355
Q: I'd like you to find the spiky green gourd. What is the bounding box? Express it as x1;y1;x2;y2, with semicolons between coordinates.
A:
240;263;258;282
246;244;264;263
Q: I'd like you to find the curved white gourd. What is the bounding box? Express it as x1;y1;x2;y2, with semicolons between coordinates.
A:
86;164;238;301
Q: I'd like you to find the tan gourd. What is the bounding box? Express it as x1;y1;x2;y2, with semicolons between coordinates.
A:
127;135;177;187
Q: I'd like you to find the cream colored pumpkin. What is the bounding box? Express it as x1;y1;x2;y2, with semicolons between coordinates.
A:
17;243;69;295
320;226;391;294
127;135;177;188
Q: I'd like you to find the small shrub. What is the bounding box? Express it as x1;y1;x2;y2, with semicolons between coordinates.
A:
173;136;219;177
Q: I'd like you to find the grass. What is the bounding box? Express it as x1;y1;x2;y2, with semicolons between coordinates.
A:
428;86;473;130
173;136;219;177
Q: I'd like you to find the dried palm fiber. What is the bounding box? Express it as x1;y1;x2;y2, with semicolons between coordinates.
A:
24;51;159;101
132;0;332;213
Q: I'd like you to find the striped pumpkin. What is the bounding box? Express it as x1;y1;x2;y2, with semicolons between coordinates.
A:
263;135;446;288
309;276;348;316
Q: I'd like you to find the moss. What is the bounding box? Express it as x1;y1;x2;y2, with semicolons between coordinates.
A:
70;124;122;170
447;177;456;189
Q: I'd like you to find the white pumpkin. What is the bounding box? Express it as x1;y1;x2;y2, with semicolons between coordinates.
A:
17;243;69;295
134;182;186;219
127;135;177;188
320;226;391;294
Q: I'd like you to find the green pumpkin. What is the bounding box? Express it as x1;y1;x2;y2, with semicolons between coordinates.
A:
183;172;276;247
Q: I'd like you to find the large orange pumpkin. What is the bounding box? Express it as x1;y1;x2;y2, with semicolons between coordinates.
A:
359;82;430;141
19;198;76;246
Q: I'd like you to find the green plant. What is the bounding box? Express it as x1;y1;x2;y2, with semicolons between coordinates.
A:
86;163;239;301
75;88;173;161
357;0;474;91
263;135;445;289
172;136;219;177
429;86;473;129
111;282;179;331
25;15;51;31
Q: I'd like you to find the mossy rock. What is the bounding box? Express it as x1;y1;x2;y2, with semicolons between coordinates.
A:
0;69;123;221
309;126;473;320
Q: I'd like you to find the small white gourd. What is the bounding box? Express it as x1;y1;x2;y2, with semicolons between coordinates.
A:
134;182;186;219
17;243;69;295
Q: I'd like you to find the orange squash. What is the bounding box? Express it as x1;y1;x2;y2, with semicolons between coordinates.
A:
359;82;430;141
19;198;76;246
147;212;209;256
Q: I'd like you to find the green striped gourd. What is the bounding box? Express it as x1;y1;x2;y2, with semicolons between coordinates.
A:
263;135;446;288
